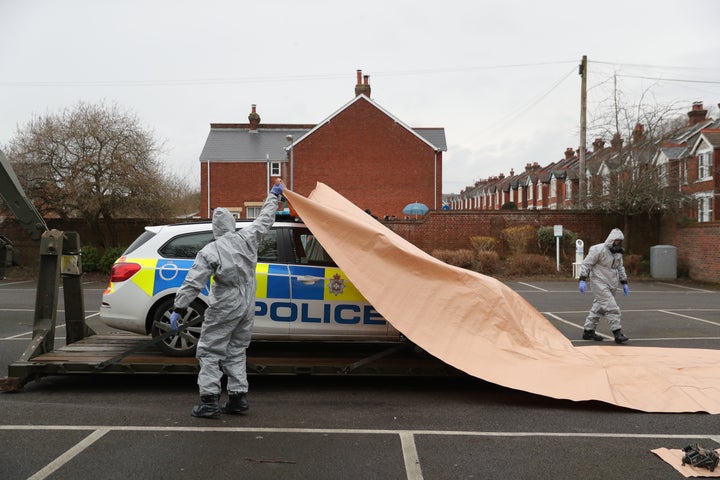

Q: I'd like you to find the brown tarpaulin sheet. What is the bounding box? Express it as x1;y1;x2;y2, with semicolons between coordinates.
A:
284;184;720;413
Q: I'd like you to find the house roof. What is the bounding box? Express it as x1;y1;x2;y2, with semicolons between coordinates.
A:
291;95;447;153
199;94;447;162
658;146;688;161
199;127;311;162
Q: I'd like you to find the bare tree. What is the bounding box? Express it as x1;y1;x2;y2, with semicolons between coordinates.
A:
585;81;693;250
4;101;192;246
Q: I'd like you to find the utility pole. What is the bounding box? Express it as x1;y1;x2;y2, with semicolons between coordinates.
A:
578;55;587;208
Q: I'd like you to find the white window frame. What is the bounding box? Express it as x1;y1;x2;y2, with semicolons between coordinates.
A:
565;179;572;200
270;162;281;176
698;150;713;181
697;193;713;222
549;177;557;198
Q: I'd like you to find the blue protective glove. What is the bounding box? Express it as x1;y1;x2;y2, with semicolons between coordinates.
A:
169;311;181;332
578;280;587;294
623;283;629;296
270;183;284;197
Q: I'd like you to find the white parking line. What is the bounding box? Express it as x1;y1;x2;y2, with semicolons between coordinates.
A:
400;432;423;480
543;312;614;340
27;428;109;480
0;280;32;287
657;282;715;293
659;310;720;328
0;312;98;340
517;282;548;292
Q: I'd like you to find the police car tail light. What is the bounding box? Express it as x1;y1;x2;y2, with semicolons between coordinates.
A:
110;262;142;282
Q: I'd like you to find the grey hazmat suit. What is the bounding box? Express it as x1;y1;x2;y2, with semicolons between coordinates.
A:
173;193;278;396
579;228;627;332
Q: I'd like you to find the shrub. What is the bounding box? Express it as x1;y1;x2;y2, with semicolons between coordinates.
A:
500;201;518;210
81;245;101;272
431;249;474;269
472;251;499;275
623;254;643;275
502;225;536;256
537;226;578;258
503;253;556;276
470;236;498;253
99;246;127;274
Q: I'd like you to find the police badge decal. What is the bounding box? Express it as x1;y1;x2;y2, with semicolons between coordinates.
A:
328;274;346;296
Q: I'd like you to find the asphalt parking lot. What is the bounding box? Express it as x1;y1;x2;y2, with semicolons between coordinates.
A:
1;277;719;480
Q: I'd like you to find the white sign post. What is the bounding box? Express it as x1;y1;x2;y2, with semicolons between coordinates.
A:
553;225;563;272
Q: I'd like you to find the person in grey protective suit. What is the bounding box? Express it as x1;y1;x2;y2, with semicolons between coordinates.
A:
578;228;630;344
169;179;284;418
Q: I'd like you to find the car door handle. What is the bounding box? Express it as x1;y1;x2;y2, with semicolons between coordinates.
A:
297;275;323;284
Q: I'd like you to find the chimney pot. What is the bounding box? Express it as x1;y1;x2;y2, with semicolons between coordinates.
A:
354;70;371;97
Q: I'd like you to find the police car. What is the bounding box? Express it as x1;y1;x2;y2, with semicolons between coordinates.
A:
100;219;400;356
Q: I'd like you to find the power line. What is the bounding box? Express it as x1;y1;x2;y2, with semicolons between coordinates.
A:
0;61;579;88
614;74;720;85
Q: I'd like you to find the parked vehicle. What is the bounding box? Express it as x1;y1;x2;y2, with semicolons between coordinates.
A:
100;219;398;356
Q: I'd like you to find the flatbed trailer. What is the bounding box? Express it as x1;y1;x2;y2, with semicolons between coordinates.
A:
2;333;461;392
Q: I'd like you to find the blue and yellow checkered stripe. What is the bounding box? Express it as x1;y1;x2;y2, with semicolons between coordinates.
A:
124;258;365;302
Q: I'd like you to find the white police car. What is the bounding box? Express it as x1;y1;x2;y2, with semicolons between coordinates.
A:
100;219;400;356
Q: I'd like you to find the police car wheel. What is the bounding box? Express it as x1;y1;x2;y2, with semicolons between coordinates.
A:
151;298;206;357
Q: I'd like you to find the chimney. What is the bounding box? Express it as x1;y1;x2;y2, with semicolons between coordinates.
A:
687;101;708;126
509;168;515;176
354;69;371;97
525;163;533;172
498;172;505;179
611;132;623;150
592;138;605;152
632;123;646;144
564;147;574;159
248;104;260;132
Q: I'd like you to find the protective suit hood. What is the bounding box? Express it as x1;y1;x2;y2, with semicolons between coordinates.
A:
604;228;624;248
212;207;236;239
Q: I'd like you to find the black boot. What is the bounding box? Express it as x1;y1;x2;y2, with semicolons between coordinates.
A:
582;329;604;341
612;329;629;344
191;394;221;419
222;392;249;414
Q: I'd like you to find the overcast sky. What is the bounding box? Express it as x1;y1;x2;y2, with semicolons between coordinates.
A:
2;0;719;195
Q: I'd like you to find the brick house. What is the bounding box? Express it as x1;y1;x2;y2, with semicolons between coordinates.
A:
452;101;720;222
199;71;447;219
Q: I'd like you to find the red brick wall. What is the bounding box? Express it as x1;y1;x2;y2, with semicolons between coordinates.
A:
200;162;280;218
386;210;616;255
663;221;720;282
0;211;688;279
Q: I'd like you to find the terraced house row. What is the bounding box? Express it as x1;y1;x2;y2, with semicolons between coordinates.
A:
447;102;720;222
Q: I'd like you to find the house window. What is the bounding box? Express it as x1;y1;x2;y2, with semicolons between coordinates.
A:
270;162;281;176
681;159;688;185
245;202;264;219
246;206;261;219
550;178;557;198
698;151;712;180
698;194;713;222
537;181;543;200
658;163;668;188
565;179;572;200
